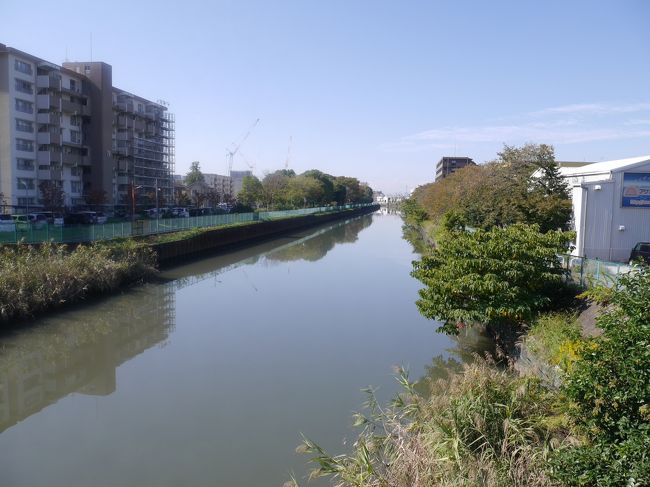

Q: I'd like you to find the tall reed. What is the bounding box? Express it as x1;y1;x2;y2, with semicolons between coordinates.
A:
0;241;156;323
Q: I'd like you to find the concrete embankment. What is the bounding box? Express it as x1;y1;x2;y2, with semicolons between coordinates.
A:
152;205;379;265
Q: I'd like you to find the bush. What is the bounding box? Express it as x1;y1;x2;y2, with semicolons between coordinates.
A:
0;241;156;323
525;313;582;369
412;224;574;334
551;267;650;485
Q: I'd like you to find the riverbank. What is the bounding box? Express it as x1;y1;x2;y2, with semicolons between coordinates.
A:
0;240;156;326
294;217;649;486
150;204;379;265
0;205;379;325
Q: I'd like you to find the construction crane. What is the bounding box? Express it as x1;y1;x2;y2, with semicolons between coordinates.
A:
284;136;292;170
226;118;260;175
237;149;256;173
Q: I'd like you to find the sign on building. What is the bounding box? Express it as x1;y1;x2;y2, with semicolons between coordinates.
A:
622;173;650;207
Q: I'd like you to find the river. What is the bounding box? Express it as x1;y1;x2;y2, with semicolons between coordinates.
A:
0;212;488;486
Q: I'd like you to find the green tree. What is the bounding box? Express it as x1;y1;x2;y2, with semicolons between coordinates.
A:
412;224;574;334
302;169;335;203
185;161;205;185
238;175;264;208
552;267;650;485
413;144;572;232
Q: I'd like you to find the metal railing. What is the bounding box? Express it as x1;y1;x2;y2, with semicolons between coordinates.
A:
560;254;632;288
0;204;376;245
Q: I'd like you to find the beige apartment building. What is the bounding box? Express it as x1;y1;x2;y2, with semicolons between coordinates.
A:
0;43;174;213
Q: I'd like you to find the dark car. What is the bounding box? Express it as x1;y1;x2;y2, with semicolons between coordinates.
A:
629;242;650;265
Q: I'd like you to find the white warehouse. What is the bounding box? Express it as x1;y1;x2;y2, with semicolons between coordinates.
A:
560;155;650;262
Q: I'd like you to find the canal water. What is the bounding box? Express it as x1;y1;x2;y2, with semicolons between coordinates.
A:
0;212;486;487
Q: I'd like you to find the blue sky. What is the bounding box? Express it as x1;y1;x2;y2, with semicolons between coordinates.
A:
3;0;649;193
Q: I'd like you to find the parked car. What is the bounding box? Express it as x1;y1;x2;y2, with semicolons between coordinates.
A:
171;207;189;218
12;214;30;229
36;211;64;225
629;242;650;265
27;213;49;228
0;214;16;232
65;212;96;225
95;212;107;224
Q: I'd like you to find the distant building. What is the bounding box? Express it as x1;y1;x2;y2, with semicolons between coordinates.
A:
560;155;650;262
435;156;476;180
203;173;232;199
229;170;252;196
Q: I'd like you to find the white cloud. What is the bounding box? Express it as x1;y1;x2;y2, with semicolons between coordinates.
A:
386;101;650;153
531;102;650;116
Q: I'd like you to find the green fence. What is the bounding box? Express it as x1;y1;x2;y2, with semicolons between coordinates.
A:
0;204;376;245
560;254;632;288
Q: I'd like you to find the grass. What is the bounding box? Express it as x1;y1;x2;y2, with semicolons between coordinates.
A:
524;313;583;369
0;240;156;324
293;359;571;487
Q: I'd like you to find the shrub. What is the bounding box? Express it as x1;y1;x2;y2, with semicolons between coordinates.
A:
0;241;156;323
412;224;574;334
551;267;650;485
525;313;582;369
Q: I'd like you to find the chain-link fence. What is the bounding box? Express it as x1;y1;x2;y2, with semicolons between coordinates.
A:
0;204;375;245
560;254;632;288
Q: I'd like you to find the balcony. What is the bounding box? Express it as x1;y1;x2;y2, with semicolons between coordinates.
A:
115;102;134;113
61;99;83;114
36;75;61;90
37;131;61;145
134;120;146;132
36;94;61;111
62;153;88;166
37;112;61;125
37;149;62;165
113;146;133;157
116;116;134;130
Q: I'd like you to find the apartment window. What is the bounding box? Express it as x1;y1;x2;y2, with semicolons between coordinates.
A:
138;103;143;113
70;130;81;144
69;79;77;92
16;158;35;171
16;138;34;152
71;166;82;176
14;59;32;75
18;197;35;206
84;65;91;76
70;115;81;127
71;181;82;193
16;178;35;190
16;119;34;133
15;78;33;95
15;99;34;114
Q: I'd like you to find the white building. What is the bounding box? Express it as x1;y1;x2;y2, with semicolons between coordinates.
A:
560;155;650;262
229;170;252;197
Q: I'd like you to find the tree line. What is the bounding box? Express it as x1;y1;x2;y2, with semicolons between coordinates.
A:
237;169;373;210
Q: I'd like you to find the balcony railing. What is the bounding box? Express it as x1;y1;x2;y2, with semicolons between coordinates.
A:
37;112;61;125
36;94;61;110
37;131;61;145
36;75;62;90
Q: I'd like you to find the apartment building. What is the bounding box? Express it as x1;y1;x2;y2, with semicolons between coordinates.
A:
435;156;476;180
229;169;252;196
0;44;174;213
204;173;233;199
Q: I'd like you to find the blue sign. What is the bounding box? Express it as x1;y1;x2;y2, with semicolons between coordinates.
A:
622;173;650;207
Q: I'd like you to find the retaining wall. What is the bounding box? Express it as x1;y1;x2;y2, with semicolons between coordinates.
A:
152;205;379;265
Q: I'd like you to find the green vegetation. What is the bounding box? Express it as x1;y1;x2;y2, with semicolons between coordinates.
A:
0;241;156;324
412;144;572;233
551;268;650;485
294;361;564;487
237;170;373;210
525;313;582;368
185;160;206;185
412;224;574;334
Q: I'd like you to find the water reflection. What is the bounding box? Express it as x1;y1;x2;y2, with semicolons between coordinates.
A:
0;215;373;435
0;285;175;433
168;215;373;289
